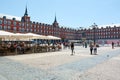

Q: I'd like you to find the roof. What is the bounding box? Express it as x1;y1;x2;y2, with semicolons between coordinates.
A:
98;23;120;28
0;13;21;21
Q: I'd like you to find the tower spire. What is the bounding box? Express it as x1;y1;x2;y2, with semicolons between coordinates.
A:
53;13;59;27
24;6;28;16
54;13;57;23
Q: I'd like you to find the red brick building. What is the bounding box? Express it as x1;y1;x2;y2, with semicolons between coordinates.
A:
77;25;120;44
0;7;120;43
0;7;76;41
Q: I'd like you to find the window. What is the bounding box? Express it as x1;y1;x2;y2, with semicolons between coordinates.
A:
30;29;32;32
31;24;32;28
0;20;2;24
13;27;17;31
37;29;39;32
4;20;7;24
34;25;36;28
4;26;7;30
13;22;16;26
34;29;36;32
27;24;29;27
21;28;25;32
19;27;21;31
8;26;11;30
19;23;21;26
8;21;11;25
0;25;2;30
22;23;24;27
27;29;29;32
27;19;29;22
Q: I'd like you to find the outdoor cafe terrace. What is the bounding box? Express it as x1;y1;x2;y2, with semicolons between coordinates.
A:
0;30;62;56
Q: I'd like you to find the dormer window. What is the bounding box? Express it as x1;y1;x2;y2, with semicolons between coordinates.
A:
3;16;6;19
13;18;16;20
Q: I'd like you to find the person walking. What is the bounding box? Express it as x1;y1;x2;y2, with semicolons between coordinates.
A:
93;43;97;55
85;42;87;48
89;43;93;55
112;42;114;49
70;42;74;55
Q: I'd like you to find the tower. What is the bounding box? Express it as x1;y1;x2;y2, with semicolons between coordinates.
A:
21;6;30;22
24;6;28;16
52;15;59;27
52;14;59;37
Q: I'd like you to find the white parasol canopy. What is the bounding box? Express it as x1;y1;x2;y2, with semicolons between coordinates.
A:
47;35;61;40
0;30;33;40
0;30;61;41
25;33;47;39
0;30;15;39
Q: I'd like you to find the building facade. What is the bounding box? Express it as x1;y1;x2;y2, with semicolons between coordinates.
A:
0;8;120;43
0;7;77;41
77;25;120;44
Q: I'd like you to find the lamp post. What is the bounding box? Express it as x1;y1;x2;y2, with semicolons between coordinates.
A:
91;23;98;45
79;27;86;45
79;27;85;38
79;27;84;41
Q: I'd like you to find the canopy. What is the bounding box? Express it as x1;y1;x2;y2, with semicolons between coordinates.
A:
0;30;15;39
0;30;14;36
0;30;33;40
0;30;61;41
12;33;33;39
25;33;47;39
47;35;61;40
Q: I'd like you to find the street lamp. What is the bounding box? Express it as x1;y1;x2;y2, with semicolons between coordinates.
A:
79;27;86;38
79;27;84;39
79;27;86;43
91;23;98;45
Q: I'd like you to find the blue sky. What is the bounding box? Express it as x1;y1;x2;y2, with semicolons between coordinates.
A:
0;0;120;29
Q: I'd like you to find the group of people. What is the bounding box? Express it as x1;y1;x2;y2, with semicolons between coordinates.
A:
70;42;98;55
89;43;97;55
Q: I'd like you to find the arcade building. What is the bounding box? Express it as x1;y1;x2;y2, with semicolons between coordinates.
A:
0;7;77;41
0;7;120;44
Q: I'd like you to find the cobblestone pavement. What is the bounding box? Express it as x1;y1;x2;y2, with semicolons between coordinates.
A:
72;54;120;80
0;46;120;80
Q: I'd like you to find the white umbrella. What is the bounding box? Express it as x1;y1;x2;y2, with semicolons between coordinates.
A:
47;35;61;40
25;33;47;39
0;30;15;41
0;30;14;37
7;33;33;40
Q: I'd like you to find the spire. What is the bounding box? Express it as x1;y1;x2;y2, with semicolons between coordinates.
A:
24;6;28;16
53;13;59;27
54;14;57;23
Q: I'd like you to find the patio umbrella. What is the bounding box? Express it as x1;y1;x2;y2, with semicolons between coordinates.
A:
47;35;61;40
0;30;14;38
25;33;47;39
0;30;15;41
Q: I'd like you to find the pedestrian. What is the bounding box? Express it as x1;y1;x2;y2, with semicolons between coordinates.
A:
85;42;87;48
89;43;93;55
93;43;97;55
117;42;119;47
70;42;74;55
112;42;114;49
82;42;84;48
